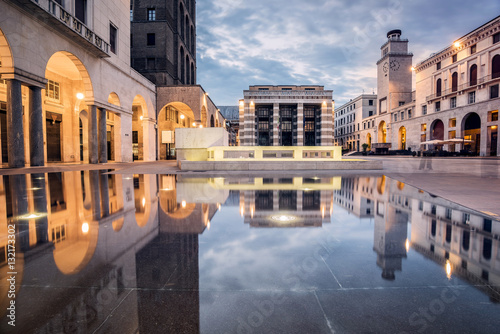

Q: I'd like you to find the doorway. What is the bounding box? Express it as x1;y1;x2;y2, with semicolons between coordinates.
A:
46;111;62;162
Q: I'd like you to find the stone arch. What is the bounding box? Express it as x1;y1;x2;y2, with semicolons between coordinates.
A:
107;92;121;106
191;25;195;51
53;218;99;275
45;51;94;162
377;175;386;195
157;102;196;160
179;2;185;39
378;121;387;143
366;133;372;150
436;78;442;97
461;112;481;155
398;126;406;150
185;15;189;46
430;119;444;140
45;51;94;100
0;28;14;69
210;114;215;127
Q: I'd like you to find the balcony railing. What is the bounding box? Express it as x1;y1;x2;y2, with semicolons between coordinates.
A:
244;90;332;99
18;0;110;57
426;74;500;102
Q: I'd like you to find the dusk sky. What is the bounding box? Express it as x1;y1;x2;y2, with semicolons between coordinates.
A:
196;0;500;107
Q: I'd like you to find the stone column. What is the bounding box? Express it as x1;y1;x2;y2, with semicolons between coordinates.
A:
31;173;48;244
273;103;279;146
248;102;256;146
88;105;98;164
29;86;44;166
480;122;488;157
273;190;279;210
98;107;107;163
10;174;29;251
6;79;25;167
321;102;333;146
89;170;101;220
297;103;304;146
100;171;110;217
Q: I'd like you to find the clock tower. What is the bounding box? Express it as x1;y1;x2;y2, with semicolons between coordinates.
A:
376;30;413;115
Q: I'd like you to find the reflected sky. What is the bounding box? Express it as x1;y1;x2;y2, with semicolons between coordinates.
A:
0;172;499;333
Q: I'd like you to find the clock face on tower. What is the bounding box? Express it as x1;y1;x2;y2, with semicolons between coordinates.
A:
383;62;389;73
390;60;400;71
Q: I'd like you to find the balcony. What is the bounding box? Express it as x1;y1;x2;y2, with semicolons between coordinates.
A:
426;74;500;102
12;0;109;57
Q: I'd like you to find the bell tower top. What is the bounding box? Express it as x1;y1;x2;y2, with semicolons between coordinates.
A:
387;29;402;40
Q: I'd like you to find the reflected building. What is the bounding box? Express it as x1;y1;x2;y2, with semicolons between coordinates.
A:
235;177;335;228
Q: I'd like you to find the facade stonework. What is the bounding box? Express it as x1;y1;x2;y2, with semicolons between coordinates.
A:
239;85;334;147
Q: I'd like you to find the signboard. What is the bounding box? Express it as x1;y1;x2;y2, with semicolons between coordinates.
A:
162;131;173;144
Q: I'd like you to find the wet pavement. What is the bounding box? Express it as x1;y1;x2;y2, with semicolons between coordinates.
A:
0;171;499;333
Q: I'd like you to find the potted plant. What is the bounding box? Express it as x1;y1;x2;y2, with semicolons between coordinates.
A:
362;143;369;156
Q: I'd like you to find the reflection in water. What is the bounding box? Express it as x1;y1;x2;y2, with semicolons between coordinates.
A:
0;173;499;332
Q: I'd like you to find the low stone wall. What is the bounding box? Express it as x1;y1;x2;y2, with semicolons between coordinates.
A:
178;159;383;171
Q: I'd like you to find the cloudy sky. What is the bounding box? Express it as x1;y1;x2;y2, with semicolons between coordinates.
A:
196;0;500;107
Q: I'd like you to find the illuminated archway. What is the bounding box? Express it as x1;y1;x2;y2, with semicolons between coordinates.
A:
79;110;89;162
462;112;481;155
45;52;93;163
398;126;406;150
132;95;149;161
378;121;387;143
377;175;386;195
157;102;195;160
201;106;207;128
134;174;151;227
366;133;372;150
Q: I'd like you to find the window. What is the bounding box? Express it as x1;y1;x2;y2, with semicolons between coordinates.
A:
436;62;441;70
452;72;458;92
305;121;315;131
421;123;427;132
130;4;133;21
147;33;155;46
449;118;456;127
401;111;404;120
368;110;374;117
282;88;292;91
491;84;499;99
445;208;452;220
130;33;133;48
449;130;456;139
110;23;117;54
147;8;156;21
436;79;442;97
258;122;269;130
421;134;426;142
75;0;87;24
435;101;440;112
484;219;492;233
147;58;155;69
399;101;405;106
258;88;269;90
450;97;456;109
394;113;398;122
470;64;477;86
305;88;315;91
383;47;388;56
471;44;476;54
408;109;412;118
492;111;498;122
45;80;60;100
452;54;457;63
368;100;373;106
493;32;500;44
468;91;475;104
304;106;315;117
422;105;427;115
493;55;500;79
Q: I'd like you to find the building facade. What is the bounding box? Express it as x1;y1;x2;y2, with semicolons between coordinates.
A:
239;85;334;146
0;0;157;167
342;19;500;156
130;0;196;86
334;94;377;151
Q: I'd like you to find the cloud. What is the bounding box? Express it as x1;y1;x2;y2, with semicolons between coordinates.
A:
197;0;500;106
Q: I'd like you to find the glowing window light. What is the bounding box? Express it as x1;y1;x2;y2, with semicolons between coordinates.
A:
76;93;84;100
181;200;187;208
82;222;89;234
